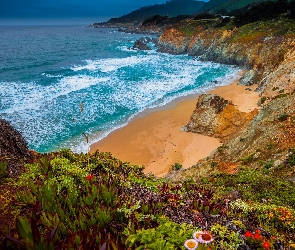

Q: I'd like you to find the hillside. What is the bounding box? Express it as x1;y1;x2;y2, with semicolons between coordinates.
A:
106;0;205;24
199;0;275;14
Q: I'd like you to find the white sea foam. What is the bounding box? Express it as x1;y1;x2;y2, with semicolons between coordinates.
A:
0;45;241;153
70;55;151;73
0;76;110;113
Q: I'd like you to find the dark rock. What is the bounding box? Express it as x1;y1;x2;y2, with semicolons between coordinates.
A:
0;119;31;159
132;38;152;50
274;242;284;250
182;94;258;140
0;119;32;176
151;37;159;45
238;244;252;250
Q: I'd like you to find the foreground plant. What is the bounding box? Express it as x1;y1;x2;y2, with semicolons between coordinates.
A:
184;230;214;250
184;239;198;250
244;230;274;250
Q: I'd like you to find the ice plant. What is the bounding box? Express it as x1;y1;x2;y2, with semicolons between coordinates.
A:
244;229;274;250
184;239;198;250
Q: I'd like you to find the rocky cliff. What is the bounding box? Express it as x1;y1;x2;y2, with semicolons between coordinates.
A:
181;94;258;140
158;19;295;97
159;19;295;181
0;119;32;176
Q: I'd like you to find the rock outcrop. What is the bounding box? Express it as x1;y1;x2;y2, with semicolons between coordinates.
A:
182;94;258;140
0;119;30;159
132;38;152;50
158;28;190;54
0;119;32;176
157;21;295;97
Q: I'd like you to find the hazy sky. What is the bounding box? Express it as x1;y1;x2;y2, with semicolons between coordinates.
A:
0;0;170;25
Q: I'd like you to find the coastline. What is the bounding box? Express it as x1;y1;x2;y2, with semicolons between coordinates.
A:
89;71;260;177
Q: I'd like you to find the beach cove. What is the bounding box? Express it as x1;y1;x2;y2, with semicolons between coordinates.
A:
90;71;260;176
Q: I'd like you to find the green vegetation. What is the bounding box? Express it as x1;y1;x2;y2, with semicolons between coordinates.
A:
0;148;294;249
277;113;289;122
125;217;200;249
106;0;205;24
172;162;183;171
260;96;267;105
0;161;7;179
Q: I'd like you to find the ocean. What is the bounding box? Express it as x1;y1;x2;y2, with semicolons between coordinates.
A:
0;25;240;153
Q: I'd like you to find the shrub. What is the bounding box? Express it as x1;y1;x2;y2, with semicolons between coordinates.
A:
260;96;267;105
288;148;295;166
0;161;7;179
172;162;183;171
125;217;200;249
277;113;289;122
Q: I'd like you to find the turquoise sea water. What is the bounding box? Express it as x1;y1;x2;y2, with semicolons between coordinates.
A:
0;25;240;153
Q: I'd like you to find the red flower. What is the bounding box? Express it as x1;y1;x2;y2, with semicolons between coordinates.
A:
262;241;271;249
253;233;262;240
255;229;261;234
86;174;93;180
244;231;252;238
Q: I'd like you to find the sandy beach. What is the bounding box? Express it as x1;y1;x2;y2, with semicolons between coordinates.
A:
90;73;260;177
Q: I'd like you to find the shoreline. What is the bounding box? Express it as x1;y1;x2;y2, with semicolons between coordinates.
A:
90;71;260;176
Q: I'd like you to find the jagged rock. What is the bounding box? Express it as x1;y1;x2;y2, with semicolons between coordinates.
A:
132;38;152;50
0;119;30;159
157;28;189;54
157;25;295;94
182;94;258;140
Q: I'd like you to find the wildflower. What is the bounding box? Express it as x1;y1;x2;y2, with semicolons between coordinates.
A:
193;231;203;241
262;241;271;249
86;174;93;180
196;231;214;244
253;233;262;240
184;239;198;250
244;231;252;238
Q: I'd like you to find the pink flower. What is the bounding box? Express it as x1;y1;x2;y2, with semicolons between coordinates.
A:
195;231;214;244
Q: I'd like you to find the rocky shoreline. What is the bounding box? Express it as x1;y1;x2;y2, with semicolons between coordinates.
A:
157;21;295;96
150;19;295;184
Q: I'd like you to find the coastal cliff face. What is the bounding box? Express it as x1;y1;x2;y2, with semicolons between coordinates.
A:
182;94;257;140
158;20;295;96
0;119;32;176
172;92;295;180
160;19;295;181
158;28;190;54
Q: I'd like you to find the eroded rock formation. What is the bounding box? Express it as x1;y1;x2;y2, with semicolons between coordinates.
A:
0;119;30;159
182;94;258;140
157;22;295;97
